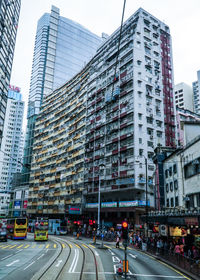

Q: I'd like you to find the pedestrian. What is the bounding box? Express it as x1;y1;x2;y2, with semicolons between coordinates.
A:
116;235;120;248
174;243;180;255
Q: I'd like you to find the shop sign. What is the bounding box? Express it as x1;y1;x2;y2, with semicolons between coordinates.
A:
85;203;98;208
15;191;22;200
138;200;150;206
13;211;20;217
24;190;29;198
14;201;21;209
159;225;168;236
69;206;81;214
116;178;134;185
119;200;138;207
185;217;198;226
23;200;28;209
101;202;117;208
169;226;187;237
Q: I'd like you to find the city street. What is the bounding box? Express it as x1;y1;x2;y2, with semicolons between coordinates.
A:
0;234;192;280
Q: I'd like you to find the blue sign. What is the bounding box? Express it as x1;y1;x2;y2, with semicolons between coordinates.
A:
116;178;134;185
13;211;20;217
14;201;21;209
138;200;150;206
69;206;81;214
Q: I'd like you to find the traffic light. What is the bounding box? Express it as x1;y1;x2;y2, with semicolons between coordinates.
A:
122;221;129;240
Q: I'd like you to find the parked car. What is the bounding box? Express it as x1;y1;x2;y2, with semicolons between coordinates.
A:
0;227;7;242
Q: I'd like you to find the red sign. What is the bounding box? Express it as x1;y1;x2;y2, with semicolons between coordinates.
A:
23;200;28;209
185;217;198;226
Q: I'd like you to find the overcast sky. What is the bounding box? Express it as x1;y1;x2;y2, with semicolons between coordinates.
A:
10;0;200;129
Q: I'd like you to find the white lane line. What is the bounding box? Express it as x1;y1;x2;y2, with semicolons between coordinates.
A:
6;259;19;267
94;250;99;256
113;264;117;274
1;254;13;260
69;249;78;273
72;249;79;273
55;260;63;267
23;261;35;270
129;253;137;259
37;253;44;260
108;249;115;255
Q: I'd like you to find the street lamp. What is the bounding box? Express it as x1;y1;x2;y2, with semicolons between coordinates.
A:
97;164;105;232
136;156;148;237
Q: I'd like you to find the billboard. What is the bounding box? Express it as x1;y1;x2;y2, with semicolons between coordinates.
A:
16;191;22;199
14;201;21;209
23;200;28;209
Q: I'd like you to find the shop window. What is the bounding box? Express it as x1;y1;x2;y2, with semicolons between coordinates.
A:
175;196;179;206
169;167;172;176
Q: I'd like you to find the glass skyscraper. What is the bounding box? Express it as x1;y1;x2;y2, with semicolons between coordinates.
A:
22;5;102;184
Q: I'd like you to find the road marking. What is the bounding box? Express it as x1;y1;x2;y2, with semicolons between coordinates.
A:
104;245;111;249
108;249;115;255
62;243;66;248
82;244;88;248
94;250;99;256
113;264;117;274
55;260;63;267
75;244;80;248
6;259;19;267
46;244;50;249
89;244;95;248
39;245;43;248
54;244;57;248
69;244;72;248
112;256;120;263
31;244;36;248
131;274;185;278
69;249;79;273
129;253;137;259
1;254;13;260
2;245;11;249
17;245;23;249
119;246;123;249
23;261;35;270
10;245;17;249
24;245;30;249
127;247;132;250
37;253;44;260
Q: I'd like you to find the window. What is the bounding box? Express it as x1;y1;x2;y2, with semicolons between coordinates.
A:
170;197;174;207
175;196;179;206
174;180;178;190
169;167;172;176
173;164;177;174
165;169;168;178
170;182;173;192
166;198;169;207
166;183;169;192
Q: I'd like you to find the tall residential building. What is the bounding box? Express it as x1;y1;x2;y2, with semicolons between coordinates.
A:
174;83;193;111
22;5;102;185
28;8;176;227
0;85;24;216
193;70;200;114
0;0;21;148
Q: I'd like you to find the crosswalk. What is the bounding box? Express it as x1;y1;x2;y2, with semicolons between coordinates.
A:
0;243;134;251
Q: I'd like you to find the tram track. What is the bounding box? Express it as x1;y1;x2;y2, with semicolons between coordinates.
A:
32;236;99;280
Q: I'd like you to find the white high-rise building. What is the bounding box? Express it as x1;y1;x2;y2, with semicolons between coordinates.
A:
0;86;24;216
174;82;193;111
193;70;200;114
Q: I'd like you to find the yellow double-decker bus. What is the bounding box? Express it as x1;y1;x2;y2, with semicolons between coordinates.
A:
7;218;27;240
34;218;48;241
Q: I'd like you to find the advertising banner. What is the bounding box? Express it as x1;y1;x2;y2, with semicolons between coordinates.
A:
101;202;117;208
69;206;81;214
23;200;28;209
85;203;98;208
119;200;138;207
14;201;21;209
16;191;22;200
24;190;29;198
